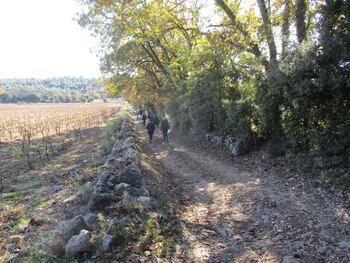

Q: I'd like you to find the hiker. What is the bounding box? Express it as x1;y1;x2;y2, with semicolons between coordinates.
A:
146;119;156;143
160;117;170;143
142;113;147;126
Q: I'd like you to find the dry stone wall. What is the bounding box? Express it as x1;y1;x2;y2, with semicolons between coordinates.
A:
88;116;147;211
50;114;149;259
205;133;255;156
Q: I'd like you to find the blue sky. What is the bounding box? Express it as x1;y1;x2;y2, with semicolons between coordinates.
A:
0;0;100;78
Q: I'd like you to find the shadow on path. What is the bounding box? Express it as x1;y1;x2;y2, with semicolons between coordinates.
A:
135;115;350;263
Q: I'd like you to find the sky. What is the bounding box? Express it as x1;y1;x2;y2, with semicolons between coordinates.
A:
0;0;100;79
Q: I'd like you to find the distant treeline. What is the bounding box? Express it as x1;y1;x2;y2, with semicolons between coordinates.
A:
0;77;103;103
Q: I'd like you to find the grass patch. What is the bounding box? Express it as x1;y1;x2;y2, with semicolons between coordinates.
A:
97;212;107;232
10;217;31;230
152;189;171;211
0;203;25;218
12;148;22;160
137;215;174;258
4;192;26;201
113;220;132;244
29;197;49;209
19;231;70;263
99;108;131;155
85;138;94;145
90;153;104;168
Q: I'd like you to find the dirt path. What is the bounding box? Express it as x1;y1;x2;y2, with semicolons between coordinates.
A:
136;118;350;263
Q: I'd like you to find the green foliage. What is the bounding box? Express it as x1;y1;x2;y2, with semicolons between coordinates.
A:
165;94;191;133
138;216;164;253
10;217;31;230
112;220;131;243
276;4;350;158
5;191;26;201
187;70;226;133
225;99;257;136
29;197;48;209
97;212;107;232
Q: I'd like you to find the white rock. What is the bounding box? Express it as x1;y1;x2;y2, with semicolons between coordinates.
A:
52;185;63;193
84;213;99;231
215;226;234;238
137;196;152;203
100;234;113;252
65;229;92;258
338;240;350;249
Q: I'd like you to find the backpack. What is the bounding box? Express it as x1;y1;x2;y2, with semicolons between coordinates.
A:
147;122;155;131
161;119;169;131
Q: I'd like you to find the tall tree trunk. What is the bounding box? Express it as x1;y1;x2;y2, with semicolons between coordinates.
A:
281;0;291;58
257;0;277;65
256;0;284;152
296;0;307;43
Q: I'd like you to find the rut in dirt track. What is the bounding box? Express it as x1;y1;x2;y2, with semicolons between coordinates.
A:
136;117;350;263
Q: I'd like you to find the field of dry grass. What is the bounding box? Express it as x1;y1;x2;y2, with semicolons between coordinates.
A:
0;102;122;262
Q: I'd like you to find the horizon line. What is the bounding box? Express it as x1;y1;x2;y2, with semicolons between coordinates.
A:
0;75;102;80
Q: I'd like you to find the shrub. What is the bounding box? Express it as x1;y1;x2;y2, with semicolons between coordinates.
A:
187;70;226;133
225;99;257;137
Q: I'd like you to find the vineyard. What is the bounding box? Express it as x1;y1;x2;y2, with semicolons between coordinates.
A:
0;103;119;171
0;102;125;261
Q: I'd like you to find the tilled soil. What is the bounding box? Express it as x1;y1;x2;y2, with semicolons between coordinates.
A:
136;119;350;263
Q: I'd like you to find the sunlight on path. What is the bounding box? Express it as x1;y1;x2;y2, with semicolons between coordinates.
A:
134;114;350;263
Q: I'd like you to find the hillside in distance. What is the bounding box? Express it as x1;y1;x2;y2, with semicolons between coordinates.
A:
0;77;104;103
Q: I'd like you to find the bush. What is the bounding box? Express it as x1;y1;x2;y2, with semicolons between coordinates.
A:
187;70;226;133
276;38;350;159
166;94;192;133
225;99;257;137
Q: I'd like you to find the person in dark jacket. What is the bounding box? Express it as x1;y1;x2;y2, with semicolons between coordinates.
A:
160;118;170;143
142;113;147;126
146;120;156;143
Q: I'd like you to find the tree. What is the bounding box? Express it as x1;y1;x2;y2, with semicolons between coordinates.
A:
296;0;307;43
78;0;350;175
